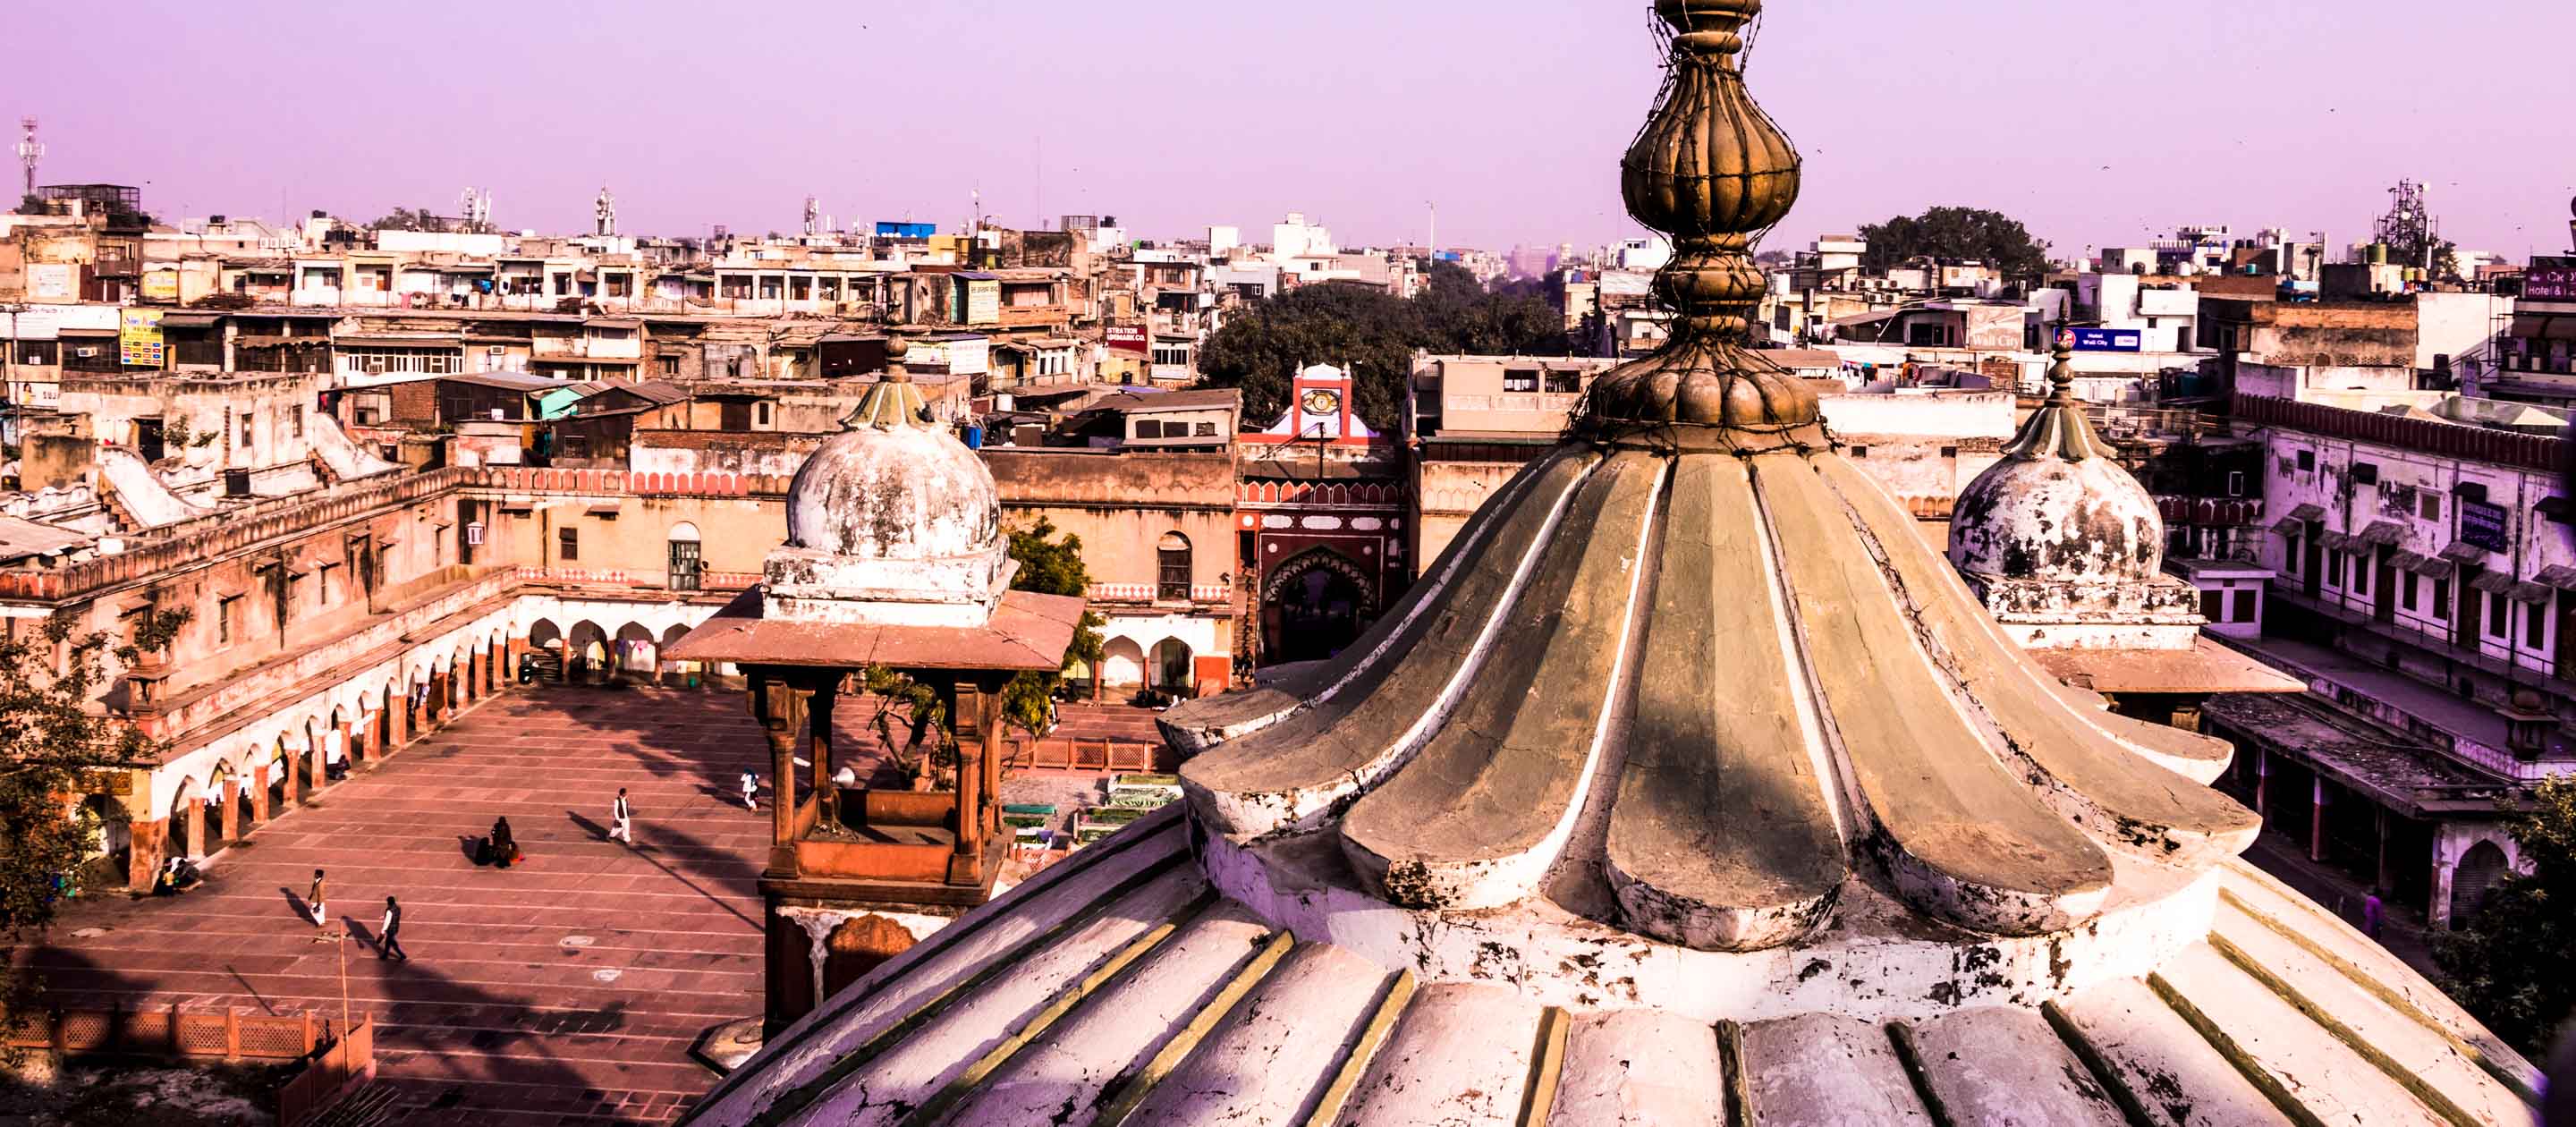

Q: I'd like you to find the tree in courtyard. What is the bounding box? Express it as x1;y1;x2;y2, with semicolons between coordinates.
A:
1000;518;1106;740
0;608;186;1025
1197;261;1570;434
2435;775;2576;1055
1858;206;2053;279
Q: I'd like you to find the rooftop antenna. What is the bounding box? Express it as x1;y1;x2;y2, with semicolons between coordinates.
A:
802;195;819;238
594;185;617;238
458;186;491;233
16;116;42;200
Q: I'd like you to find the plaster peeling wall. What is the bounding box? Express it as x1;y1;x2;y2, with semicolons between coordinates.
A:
308;413;402;480
97;446;213;529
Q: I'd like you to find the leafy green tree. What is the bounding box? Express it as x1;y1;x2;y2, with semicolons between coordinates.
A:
1198;261;1567;432
1858;206;2053;278
1000;519;1106;738
2435;777;2576;1055
2;609;186;1025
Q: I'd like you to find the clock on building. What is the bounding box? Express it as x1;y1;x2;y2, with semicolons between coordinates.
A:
1301;388;1341;416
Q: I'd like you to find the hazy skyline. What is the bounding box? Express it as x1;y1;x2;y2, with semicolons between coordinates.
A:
15;1;2575;262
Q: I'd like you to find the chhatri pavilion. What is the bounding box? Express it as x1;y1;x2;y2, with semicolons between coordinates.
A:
685;4;2538;1123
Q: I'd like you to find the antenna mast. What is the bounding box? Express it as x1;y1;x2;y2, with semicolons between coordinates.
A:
16;117;42;200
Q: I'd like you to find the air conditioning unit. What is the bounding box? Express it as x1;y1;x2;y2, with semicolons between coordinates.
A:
487;345;505;357
464;521;486;546
73;346;99;359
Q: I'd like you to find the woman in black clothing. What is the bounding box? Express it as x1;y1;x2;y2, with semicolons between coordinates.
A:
490;816;518;868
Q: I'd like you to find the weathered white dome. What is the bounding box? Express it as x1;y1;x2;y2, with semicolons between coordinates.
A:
784;423;1000;562
1950;452;2163;584
762;369;1014;629
1949;346;2164;586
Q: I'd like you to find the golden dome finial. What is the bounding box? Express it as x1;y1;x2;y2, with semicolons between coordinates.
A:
1579;0;1825;452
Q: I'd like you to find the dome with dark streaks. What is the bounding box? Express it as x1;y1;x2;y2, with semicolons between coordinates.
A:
1949;337;2166;589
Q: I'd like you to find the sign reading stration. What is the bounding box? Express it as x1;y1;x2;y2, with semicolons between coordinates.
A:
2459;499;2511;554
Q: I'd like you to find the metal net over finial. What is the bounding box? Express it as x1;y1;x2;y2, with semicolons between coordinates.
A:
842;329;936;431
1577;0;1828;453
1996;328;2114;462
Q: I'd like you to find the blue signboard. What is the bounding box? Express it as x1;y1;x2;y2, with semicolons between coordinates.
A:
2062;327;2144;353
875;221;936;239
2459;499;2510;554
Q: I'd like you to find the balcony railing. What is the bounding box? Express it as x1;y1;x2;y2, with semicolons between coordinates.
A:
1087;582;1228;605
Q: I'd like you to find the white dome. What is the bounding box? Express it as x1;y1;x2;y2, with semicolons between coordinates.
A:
784;423;1000;562
1950;453;2164;585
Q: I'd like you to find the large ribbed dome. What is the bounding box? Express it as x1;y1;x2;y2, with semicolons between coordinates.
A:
682;5;2539;1123
1950;341;2165;587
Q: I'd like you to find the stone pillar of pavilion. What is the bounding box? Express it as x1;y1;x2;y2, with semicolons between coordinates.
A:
670;334;1084;1036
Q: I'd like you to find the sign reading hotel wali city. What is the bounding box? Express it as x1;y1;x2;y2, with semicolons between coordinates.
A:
118;309;165;368
2460;498;2511;554
2060;326;2144;353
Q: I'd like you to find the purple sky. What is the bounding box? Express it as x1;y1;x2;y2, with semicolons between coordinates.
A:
17;1;2575;261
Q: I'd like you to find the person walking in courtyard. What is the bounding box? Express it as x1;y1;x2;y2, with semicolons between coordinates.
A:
741;769;758;811
307;869;327;928
2363;887;2386;940
610;787;633;844
379;896;409;962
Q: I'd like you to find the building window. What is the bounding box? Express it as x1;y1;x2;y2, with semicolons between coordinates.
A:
1544;370;1580;394
2233;590;2255;623
2296;450;2315;471
2350;556;2368;597
2402;574;2418;611
2529;603;2547;648
2326;550;2343;588
2433;579;2451;621
659;356;680;377
1157;532;1191;601
1503;369;1540;393
559;528;579;563
756;402;773;427
1195;420;1216;436
290;409;304;440
668;523;702;591
2422;494;2441;521
2199;589;2224;622
1135;419;1164;440
238;414;253;447
1152;343;1191;368
2286;537;2301;575
216;595;241;645
2489;593;2509;639
319;562;339;606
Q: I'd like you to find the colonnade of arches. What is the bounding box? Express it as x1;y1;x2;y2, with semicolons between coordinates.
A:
153;627;518;873
520;615;724;688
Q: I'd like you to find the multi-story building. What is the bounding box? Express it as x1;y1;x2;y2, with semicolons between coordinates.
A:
2210;392;2575;929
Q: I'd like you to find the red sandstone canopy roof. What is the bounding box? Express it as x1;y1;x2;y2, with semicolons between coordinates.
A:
664;589;1080;674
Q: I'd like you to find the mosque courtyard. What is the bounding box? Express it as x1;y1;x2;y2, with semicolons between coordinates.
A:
17;684;1126;1125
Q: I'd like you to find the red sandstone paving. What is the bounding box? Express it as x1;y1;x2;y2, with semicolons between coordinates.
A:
14;686;810;1125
